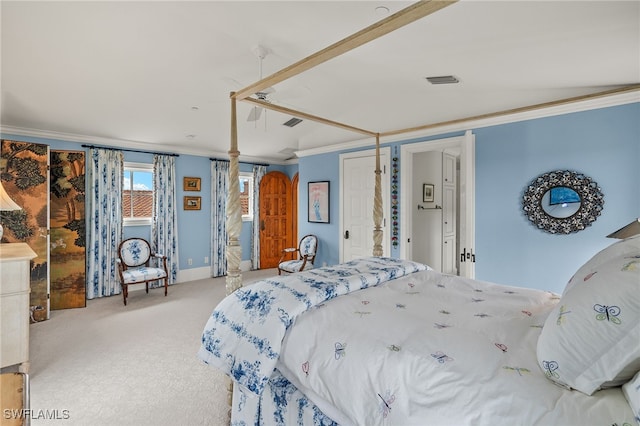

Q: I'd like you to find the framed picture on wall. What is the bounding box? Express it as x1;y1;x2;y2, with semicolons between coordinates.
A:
423;184;434;202
183;177;201;191
184;196;201;210
308;181;330;223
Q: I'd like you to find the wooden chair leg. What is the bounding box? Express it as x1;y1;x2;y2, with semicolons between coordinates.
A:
122;284;127;306
164;278;168;296
146;282;149;294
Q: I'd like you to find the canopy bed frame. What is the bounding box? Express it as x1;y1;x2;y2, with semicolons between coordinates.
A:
223;0;639;294
218;0;640;418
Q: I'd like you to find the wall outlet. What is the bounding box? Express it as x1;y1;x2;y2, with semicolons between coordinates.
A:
187;258;193;265
204;256;209;264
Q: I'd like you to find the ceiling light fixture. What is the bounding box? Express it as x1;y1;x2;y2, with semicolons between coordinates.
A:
375;6;390;15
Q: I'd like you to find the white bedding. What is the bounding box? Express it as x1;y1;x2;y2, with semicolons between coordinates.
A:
198;258;636;425
275;269;635;425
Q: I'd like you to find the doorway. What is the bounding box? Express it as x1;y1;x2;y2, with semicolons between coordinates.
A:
258;171;293;268
400;131;476;278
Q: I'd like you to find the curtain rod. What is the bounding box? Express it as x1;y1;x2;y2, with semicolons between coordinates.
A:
209;158;269;167
81;144;179;157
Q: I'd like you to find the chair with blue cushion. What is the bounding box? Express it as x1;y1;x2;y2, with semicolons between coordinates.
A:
116;238;168;305
278;234;318;275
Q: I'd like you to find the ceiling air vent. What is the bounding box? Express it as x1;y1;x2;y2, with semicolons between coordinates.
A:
283;117;303;127
426;75;459;85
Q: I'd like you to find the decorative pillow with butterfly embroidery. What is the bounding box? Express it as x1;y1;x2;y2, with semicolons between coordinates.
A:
536;235;640;396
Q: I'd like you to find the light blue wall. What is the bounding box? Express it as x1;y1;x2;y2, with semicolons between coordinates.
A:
0;133;289;273
4;102;637;291
474;103;639;290
298;152;340;266
297;102;639;293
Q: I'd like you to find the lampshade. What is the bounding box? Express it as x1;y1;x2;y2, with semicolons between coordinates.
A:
0;180;21;211
606;218;640;239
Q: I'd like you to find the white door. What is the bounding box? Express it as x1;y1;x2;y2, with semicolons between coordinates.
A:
340;148;390;262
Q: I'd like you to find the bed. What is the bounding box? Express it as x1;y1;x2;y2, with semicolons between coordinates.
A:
198;235;640;426
206;3;639;423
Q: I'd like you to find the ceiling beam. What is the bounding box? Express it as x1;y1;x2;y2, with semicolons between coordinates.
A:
379;84;640;138
241;97;376;137
232;0;458;101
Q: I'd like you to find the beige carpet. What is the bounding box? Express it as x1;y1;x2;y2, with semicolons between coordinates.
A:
28;269;278;426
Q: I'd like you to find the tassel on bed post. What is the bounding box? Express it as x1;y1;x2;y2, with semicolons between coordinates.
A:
373;133;383;257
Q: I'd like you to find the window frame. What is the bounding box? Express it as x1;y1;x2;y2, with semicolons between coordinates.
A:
123;162;154;227
239;172;254;222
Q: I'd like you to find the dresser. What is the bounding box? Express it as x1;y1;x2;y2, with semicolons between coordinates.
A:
0;243;37;372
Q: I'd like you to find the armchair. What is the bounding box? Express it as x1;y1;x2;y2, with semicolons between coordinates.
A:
116;238;168;305
277;234;318;275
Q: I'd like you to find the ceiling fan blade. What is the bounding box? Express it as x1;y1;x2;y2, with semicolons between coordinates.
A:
247;106;263;122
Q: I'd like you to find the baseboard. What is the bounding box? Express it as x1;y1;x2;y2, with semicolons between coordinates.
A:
177;266;212;283
240;260;252;272
176;260;252;283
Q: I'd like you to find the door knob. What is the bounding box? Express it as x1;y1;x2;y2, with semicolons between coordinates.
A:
344;230;350;239
260;220;265;231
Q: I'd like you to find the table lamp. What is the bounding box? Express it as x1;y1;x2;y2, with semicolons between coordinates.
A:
0;180;22;241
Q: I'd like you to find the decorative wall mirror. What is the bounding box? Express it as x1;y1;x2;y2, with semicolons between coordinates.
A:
522;170;604;234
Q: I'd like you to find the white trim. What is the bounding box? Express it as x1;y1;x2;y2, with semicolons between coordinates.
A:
239;172;254;222
177;266;212;283
0;125;292;165
296;91;640;158
123;218;152;227
176;261;252;283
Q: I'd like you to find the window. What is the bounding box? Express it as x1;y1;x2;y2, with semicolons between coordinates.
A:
239;173;254;222
123;162;154;226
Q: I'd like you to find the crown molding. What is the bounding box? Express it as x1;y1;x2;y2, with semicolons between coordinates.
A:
296;89;640;158
0;125;292;165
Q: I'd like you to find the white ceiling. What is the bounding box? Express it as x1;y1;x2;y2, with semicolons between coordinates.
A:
2;1;639;163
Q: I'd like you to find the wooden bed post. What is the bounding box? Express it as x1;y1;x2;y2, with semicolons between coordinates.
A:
225;92;243;422
373;133;383;257
226;92;243;296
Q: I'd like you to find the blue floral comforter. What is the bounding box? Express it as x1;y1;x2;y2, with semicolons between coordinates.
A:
197;257;427;397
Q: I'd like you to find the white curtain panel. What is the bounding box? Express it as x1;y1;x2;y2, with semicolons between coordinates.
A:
152;154;179;284
86;148;123;299
211;160;229;277
251;165;267;270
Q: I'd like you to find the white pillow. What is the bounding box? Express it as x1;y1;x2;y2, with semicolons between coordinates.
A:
536;236;640;395
623;371;640;424
564;234;640;294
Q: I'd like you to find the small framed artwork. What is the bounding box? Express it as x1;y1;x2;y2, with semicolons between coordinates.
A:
308;181;330;223
423;184;434;202
184;196;201;210
184;177;201;191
